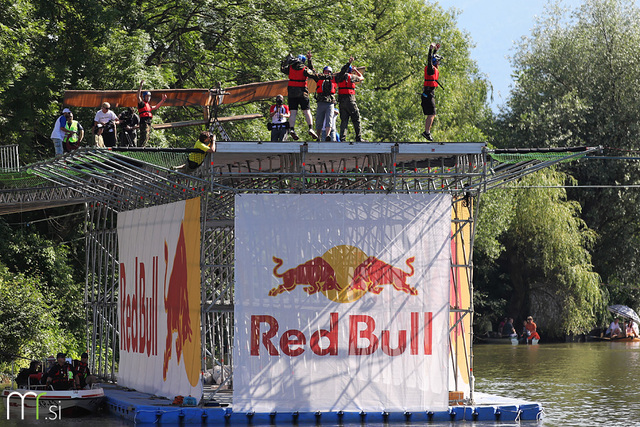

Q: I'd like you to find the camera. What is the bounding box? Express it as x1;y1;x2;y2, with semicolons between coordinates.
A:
276;99;282;105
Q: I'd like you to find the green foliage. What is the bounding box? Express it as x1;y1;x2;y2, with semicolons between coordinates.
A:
0;266;71;369
475;168;604;337
490;0;640;326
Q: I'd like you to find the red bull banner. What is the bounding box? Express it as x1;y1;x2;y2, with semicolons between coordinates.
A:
234;194;451;412
117;198;203;402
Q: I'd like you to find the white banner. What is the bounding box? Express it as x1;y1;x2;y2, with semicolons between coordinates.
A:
117;198;203;402
234;194;451;412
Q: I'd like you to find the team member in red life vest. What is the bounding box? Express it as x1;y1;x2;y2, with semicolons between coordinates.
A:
280;51;319;141
421;43;442;142
137;80;167;147
46;352;78;390
336;56;365;142
75;352;97;389
315;66;338;141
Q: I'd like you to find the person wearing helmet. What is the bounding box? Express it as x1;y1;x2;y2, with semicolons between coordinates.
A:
269;94;290;141
315;65;338;141
421;43;441;142
280;51;320;141
137;80;167;146
335;56;365;142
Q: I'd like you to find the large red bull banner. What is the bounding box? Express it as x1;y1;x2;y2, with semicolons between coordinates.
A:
117;198;203;402
234;194;451;412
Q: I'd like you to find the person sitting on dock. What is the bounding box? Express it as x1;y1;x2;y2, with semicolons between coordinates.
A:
75;352;98;389
525;316;541;343
46;352;78;390
607;318;622;338
625;320;638;338
502;317;517;337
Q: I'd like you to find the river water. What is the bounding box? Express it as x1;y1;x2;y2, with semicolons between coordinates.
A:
3;341;638;426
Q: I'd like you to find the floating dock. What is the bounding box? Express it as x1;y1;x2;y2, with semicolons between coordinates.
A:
103;384;543;424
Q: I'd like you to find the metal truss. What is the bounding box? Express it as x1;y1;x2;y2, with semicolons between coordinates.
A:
0;143;601;402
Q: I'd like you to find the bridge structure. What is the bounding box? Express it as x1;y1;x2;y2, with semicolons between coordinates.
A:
0;141;599;405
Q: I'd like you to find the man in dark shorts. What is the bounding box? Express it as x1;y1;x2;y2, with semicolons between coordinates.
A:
421;43;442;142
280;51;319;141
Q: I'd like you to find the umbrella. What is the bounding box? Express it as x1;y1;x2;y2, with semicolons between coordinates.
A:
608;305;640;324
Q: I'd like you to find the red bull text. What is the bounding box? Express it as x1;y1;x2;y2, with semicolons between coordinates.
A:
250;312;432;356
119;256;159;356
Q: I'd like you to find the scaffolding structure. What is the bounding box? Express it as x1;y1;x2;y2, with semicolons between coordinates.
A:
0;142;600;404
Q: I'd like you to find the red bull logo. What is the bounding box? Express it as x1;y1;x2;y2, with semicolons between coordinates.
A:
250;312;433;357
161;198;201;386
268;245;417;303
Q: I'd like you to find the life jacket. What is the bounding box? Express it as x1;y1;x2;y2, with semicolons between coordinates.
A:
138;101;153;118
288;66;308;88
50;363;74;385
316;78;337;95
64;120;79;143
338;74;356;95
424;66;439;87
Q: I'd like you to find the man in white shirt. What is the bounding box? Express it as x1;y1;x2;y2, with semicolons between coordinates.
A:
93;102;119;147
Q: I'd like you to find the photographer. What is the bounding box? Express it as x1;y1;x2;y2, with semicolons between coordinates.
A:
269;94;290;141
118;107;140;147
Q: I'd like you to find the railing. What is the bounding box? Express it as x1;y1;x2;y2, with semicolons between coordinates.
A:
0;144;20;171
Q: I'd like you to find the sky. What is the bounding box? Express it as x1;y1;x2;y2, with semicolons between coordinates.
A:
434;0;586;112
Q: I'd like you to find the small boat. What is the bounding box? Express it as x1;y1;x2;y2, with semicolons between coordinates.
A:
3;384;105;419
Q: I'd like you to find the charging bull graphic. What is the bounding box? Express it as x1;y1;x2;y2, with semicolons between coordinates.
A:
163;225;192;380
268;245;417;303
269;256;340;296
350;256;417;295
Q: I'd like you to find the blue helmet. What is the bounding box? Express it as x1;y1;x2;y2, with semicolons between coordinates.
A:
143;91;152;97
323;66;332;73
432;54;442;66
347;65;353;73
298;54;307;64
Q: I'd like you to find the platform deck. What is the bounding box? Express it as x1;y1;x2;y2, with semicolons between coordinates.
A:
103;384;543;424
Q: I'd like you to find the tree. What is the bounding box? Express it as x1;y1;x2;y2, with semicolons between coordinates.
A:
474;169;604;337
0;266;70;368
492;0;640;315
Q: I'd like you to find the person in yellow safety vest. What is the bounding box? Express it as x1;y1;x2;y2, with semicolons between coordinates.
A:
188;131;216;170
421;42;442;142
62;112;84;153
137;80;167;147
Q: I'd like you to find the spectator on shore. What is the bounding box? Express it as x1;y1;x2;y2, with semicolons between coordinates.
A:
525;316;541;343
502;317;517;337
